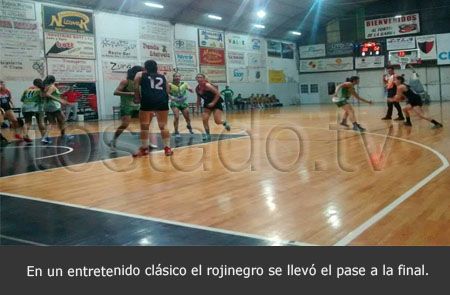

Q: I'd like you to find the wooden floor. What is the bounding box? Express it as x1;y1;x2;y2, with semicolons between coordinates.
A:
1;102;449;246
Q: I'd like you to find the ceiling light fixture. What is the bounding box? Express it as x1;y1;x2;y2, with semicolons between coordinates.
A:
253;24;265;29
292;31;302;36
144;2;164;9
208;14;222;20
257;10;266;18
394;15;402;18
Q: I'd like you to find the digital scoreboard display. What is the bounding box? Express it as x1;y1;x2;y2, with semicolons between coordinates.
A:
358;41;382;57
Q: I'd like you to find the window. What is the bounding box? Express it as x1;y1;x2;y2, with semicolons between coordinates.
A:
300;84;309;94
310;84;319;93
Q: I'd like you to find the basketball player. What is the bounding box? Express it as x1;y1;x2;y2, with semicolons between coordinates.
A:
195;73;231;141
389;75;442;128
0;107;8;143
133;60;173;157
109;66;144;151
42;75;72;144
382;65;404;121
332;76;372;132
21;78;46;143
0;80;23;140
169;72;194;138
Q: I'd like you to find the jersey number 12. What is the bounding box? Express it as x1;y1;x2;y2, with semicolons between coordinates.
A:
149;77;164;90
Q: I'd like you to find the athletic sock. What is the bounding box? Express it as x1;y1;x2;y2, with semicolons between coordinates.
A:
163;136;170;147
406;117;411;124
431;119;440;125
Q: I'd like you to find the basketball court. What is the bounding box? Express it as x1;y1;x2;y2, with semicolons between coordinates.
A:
2;102;449;246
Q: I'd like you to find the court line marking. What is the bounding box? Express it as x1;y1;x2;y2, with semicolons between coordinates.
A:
331;128;449;246
1;145;74;160
2;127;447;246
0;192;315;247
0;234;48;246
0;132;249;179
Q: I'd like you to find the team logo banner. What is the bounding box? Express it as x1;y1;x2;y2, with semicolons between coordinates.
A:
386;36;416;51
269;70;286;83
229;67;248;83
249;37;262;52
437;33;450;65
102;59;138;81
0;58;45;80
355;56;385;69
300;57;353;72
47;58;96;82
174;39;196;52
282;43;294;59
43;5;93;34
299;44;326;59
267;40;282;58
174;39;197;67
227;51;246;66
365;13;420;38
139;19;172;43
247;53;265;67
248;67;264;83
416;35;437;60
0;19;43;59
100;38;137;59
199;48;225;66
44;31;95;59
175;53;197;67
198;29;224;48
226;33;247;51
139;41;173;64
326;42;354;57
174;67;198;81
200;66;226;83
0;0;36;20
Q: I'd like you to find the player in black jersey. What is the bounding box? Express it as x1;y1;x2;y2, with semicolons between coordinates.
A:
195;73;230;141
390;75;442;128
133;60;173;157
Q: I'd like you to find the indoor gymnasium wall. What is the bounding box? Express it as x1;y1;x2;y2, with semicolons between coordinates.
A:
439;66;450;100
94;11;143;120
2;1;300;120
298;66;446;104
267;43;299;106
2;1;45;108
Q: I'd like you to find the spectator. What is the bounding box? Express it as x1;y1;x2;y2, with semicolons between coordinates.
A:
220;85;235;111
87;93;98;113
62;85;82;121
234;93;245;111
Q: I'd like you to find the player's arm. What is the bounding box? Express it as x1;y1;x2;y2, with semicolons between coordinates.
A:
196;93;201;110
133;72;142;104
166;79;170;96
349;86;372;104
186;83;194;93
206;83;220;107
114;79;132;96
389;85;405;103
45;86;69;105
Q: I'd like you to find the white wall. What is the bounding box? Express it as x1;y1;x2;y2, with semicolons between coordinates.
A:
267;41;299;106
95;12;141;119
298;65;450;104
298;71;354;104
